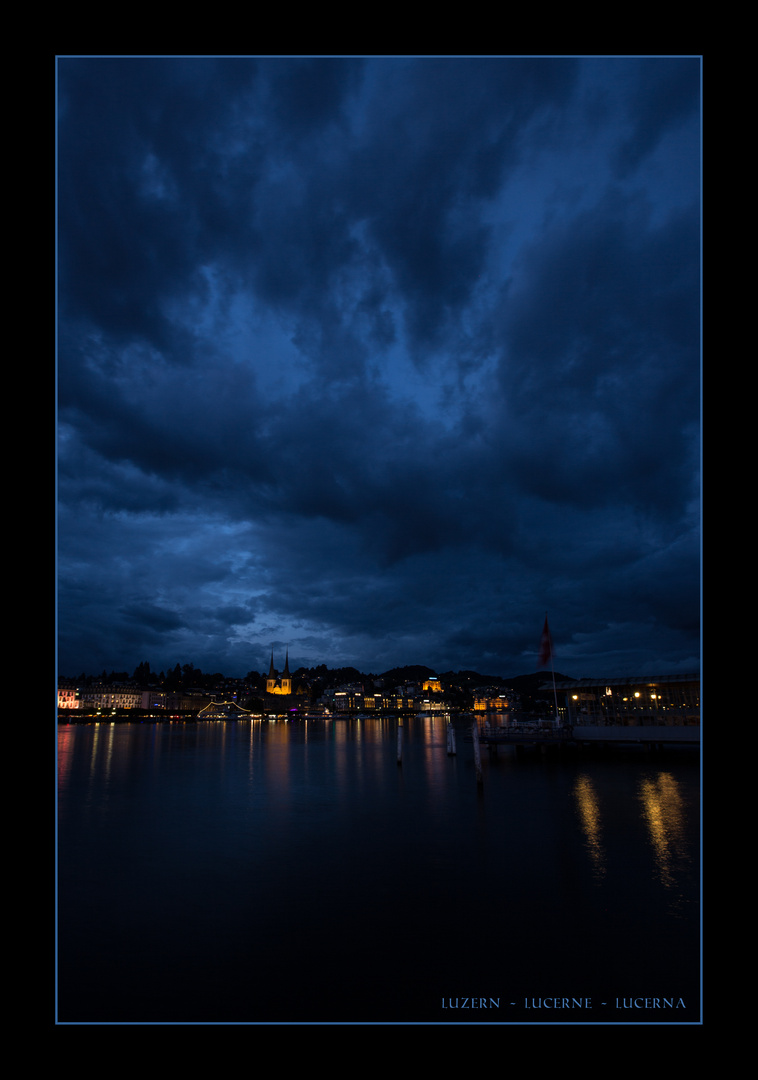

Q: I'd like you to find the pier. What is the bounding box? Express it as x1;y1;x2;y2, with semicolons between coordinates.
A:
466;721;699;750
465;723;573;751
570;723;699;747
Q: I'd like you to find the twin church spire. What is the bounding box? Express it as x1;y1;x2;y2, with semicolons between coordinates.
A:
266;649;292;695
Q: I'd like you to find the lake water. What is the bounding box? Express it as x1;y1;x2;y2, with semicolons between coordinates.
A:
57;717;701;1024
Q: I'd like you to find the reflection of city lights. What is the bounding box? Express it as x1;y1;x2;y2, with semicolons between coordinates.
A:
574;774;605;880
639;773;687;889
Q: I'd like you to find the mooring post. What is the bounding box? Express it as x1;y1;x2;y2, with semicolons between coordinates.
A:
447;721;457;755
471;720;483;785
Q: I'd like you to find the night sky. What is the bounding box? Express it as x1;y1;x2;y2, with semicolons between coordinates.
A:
56;57;701;680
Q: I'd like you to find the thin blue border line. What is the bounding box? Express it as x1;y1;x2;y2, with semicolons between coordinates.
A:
698;53;704;1026
54;1020;703;1026
54;1019;703;1025
54;54;60;1026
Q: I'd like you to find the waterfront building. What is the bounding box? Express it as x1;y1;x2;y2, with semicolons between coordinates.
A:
417;698;447;713
360;693;383;709
332;691;358;711
80;685;144;711
321;690;417;713
393;696;419;712
141;689;167;710
58;687;81;709
473;693;510;712
552;674;700;727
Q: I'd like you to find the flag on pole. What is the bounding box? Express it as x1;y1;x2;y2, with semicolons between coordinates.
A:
538;615;553;669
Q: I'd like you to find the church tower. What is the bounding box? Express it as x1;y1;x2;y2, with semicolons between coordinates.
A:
281;649;292;695
267;651;277;694
266;650;293;695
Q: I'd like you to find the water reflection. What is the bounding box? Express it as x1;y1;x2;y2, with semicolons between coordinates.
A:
638;772;690;890
573;774;606;880
57;724;75;790
57;720;700;1022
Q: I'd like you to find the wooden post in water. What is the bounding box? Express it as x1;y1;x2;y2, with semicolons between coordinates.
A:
471;720;483;785
483;718;497;756
397;718;403;765
447;721;457;755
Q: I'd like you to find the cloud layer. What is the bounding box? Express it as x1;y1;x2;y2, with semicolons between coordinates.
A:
57;57;700;678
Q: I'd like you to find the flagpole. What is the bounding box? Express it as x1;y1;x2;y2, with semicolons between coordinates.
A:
548;618;560;727
540;612;561;727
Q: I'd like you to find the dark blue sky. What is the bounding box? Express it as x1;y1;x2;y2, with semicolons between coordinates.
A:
56;56;701;679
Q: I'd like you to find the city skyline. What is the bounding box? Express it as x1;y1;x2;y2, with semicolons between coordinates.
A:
57;57;701;680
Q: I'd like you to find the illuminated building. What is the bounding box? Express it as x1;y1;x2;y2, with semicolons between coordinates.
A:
141;689;167;710
473;694;510;712
418;698;446;713
58;687;81;709
266;651;293;695
80;685;144;711
553;675;700;727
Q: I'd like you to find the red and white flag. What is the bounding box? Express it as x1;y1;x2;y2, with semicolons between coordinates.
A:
538;615;553;669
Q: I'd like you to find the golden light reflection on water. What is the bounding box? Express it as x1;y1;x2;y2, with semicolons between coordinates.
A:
57;725;75;790
639;772;688;889
419;716;450;798
573;774;606;879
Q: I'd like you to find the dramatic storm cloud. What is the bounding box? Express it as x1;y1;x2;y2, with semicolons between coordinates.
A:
57;56;700;679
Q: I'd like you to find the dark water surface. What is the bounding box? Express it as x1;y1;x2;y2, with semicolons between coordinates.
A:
57;718;700;1024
